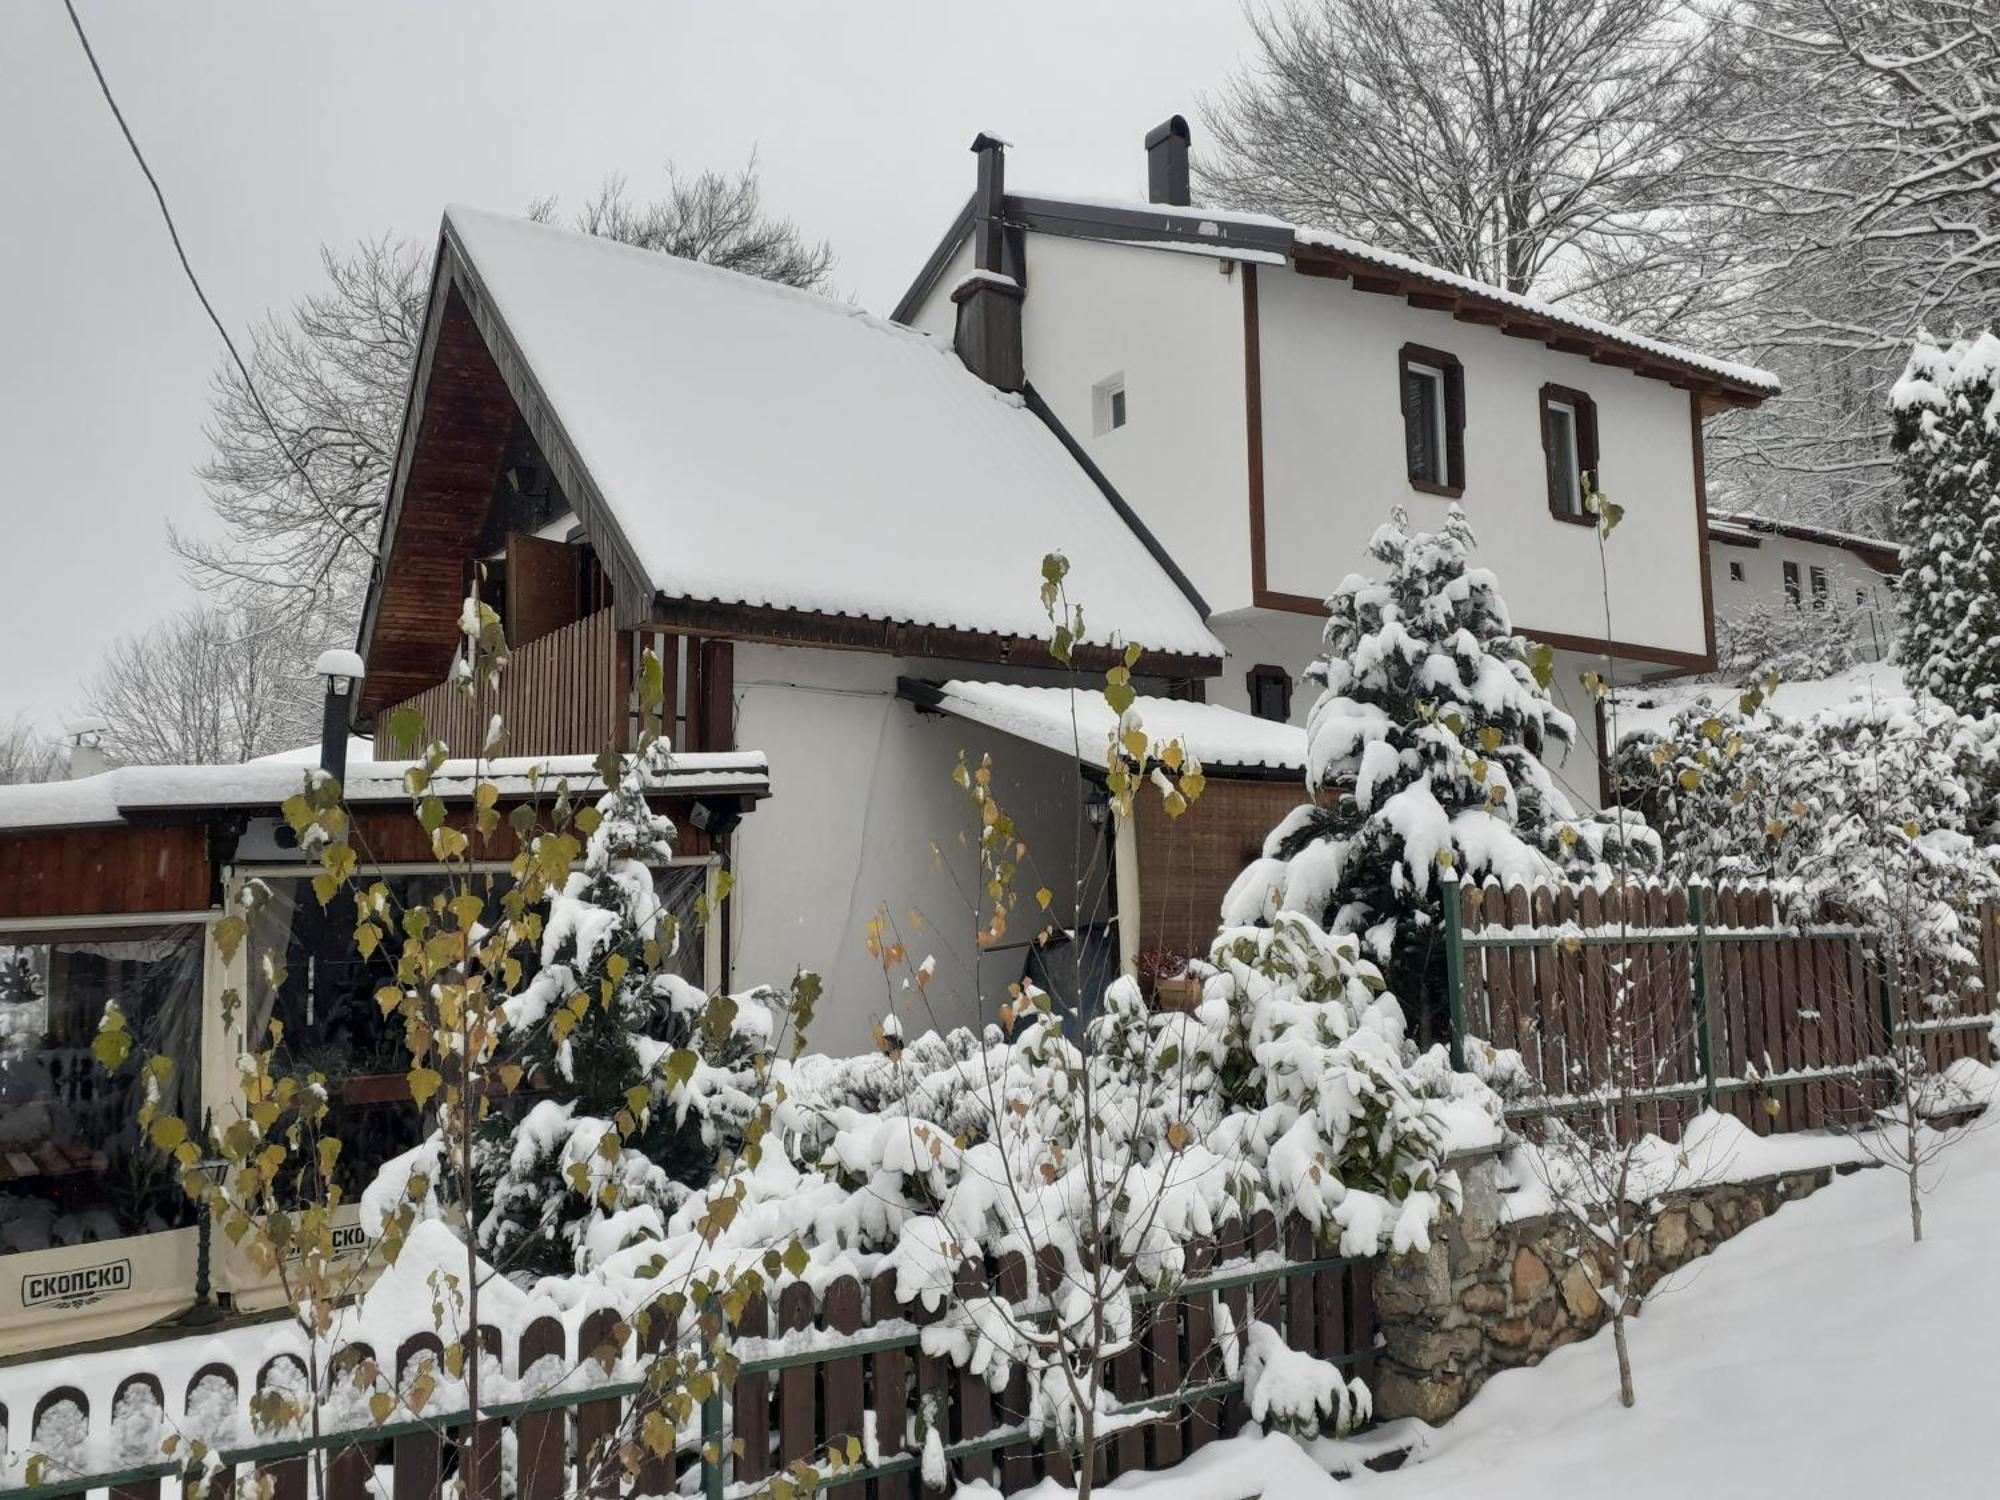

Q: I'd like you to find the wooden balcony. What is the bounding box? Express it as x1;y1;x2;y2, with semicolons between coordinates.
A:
384;607;634;758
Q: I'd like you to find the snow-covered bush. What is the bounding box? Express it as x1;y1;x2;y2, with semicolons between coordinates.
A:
1225;505;1655;1038
1890;330;2000;717
1241;1320;1370;1439
1714;594;1871;684
1620;686;2000;982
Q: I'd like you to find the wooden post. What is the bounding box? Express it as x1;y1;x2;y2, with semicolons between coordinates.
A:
1442;873;1468;1070
1689;885;1718;1109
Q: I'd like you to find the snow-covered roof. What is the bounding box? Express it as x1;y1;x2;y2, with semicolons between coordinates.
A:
896;190;1777;400
0;751;770;834
914;678;1307;775
1707;510;1901;570
1289;229;1781;396
441;207;1222;660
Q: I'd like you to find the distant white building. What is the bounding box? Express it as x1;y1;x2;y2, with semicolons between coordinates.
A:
1706;511;1900;661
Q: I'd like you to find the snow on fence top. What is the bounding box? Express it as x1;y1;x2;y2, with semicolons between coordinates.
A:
915;678;1308;774
0;751;771;834
442;207;1223;660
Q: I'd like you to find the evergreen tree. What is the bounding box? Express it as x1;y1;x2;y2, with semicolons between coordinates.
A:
469;742;783;1280
1225;506;1649;1038
1890;331;2000;716
0;949;40;1010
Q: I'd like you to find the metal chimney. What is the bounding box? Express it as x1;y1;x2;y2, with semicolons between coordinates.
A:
1145;115;1191;207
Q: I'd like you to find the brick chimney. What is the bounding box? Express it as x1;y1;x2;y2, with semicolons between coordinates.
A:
952;132;1024;392
1145;115;1191;207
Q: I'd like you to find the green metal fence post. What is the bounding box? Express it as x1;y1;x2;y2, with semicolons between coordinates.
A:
700;1294;726;1500
1689;885;1717;1108
1442;872;1468;1072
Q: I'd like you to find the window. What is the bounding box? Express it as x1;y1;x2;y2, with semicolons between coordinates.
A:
1728;561;1745;582
1856;588;1867;606
1092;374;1127;436
0;924;204;1255
1539;384;1600;523
1783;560;1802;607
1810;566;1828;609
1247;664;1292;723
1399;344;1464;495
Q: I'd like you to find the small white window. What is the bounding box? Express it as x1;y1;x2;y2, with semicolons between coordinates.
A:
1407;364;1448;481
1728;561;1745;582
1092;374;1127;436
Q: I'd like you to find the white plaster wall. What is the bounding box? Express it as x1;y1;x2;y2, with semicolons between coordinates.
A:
725;643;1111;1055
1256;269;1709;662
1206;607;1329;726
1709;535;1896;658
903;233;1254;616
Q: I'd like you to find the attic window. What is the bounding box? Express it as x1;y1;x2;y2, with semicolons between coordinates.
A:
1540;384;1600;524
1093;374;1128;435
1247;664;1292;723
1399;345;1464;496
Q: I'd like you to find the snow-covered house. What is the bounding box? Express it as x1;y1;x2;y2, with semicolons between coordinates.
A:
1707;511;1900;660
351;205;1320;1058
893;120;1781;809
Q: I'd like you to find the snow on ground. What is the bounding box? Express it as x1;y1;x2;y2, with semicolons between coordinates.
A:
1329;1120;2000;1499
1612;660;1907;742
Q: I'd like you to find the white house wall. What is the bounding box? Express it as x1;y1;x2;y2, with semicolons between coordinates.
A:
1256;269;1709;664
726;643;1108;1055
907;233;1253;619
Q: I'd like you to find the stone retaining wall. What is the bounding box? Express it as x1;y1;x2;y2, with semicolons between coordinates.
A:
1370;1150;1861;1423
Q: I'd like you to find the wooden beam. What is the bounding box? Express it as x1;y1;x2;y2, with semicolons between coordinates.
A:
1407;292;1458;312
1352;273;1403;296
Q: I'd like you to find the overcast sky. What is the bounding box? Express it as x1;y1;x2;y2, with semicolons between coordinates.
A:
0;0;1264;733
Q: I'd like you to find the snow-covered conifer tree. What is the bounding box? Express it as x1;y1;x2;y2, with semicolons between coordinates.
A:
1890;331;2000;716
470;743;780;1279
1225;505;1649;1038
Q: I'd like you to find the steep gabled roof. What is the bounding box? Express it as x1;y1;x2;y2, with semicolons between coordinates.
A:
892;191;1777;408
356;208;1222;714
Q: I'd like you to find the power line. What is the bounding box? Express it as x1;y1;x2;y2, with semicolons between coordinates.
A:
60;0;370;553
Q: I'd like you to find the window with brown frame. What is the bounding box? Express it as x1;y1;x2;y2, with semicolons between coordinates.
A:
1539;383;1600;524
1399;344;1465;496
1246;663;1292;723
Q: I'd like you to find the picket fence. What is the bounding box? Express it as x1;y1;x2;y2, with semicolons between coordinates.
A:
0;1213;1375;1500
1444;878;2000;1141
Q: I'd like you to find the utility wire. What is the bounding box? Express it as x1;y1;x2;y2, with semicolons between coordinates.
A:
61;0;370;553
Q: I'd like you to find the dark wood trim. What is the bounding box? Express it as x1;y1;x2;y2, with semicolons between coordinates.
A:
1253;586;1326;614
1538;382;1600;527
1691;391;1718;670
1292;242;1772;407
648;594;1220;678
1244;263;1268;601
1399;342;1465;496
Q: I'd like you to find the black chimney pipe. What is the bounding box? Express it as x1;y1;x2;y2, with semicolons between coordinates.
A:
1145;115;1191;207
970;131;1007;271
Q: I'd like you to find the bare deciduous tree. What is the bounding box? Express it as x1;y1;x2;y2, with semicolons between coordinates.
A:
1694;0;2000;532
1200;0;1734;331
180;159;833;632
85;600;324;765
0;718;62;785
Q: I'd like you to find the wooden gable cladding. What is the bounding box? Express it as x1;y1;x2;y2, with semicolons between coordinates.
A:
0;824;211;921
359;283;517;718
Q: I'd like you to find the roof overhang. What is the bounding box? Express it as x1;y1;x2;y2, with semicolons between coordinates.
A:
1707;512;1901;575
0;753;772;838
891;194;1777;410
900;677;1306;781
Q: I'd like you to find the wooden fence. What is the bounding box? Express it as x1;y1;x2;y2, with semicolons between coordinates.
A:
0;1214;1374;1500
1443;878;2000;1140
384;608;633;760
